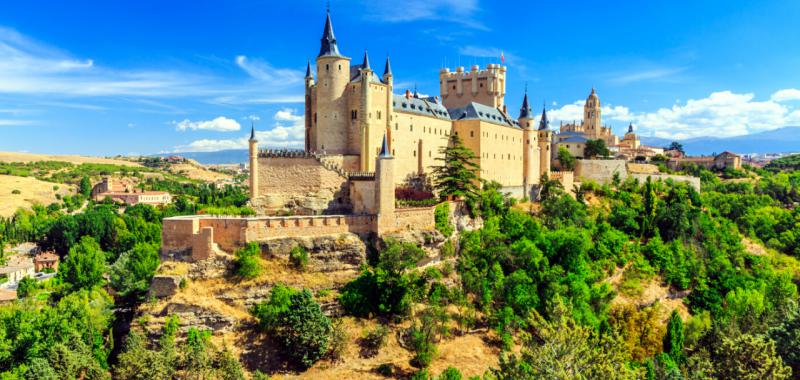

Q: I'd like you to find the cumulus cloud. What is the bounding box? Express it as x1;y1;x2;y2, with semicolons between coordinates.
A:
171;109;304;152
544;89;800;139
771;88;800;102
173;116;241;132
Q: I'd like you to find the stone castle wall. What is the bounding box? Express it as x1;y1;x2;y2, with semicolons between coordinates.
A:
255;156;351;214
630;173;701;191
574;159;628;183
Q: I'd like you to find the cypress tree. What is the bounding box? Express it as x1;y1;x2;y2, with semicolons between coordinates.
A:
663;310;685;364
432;134;480;201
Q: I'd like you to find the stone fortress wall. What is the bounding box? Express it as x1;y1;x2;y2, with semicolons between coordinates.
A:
575;159;700;191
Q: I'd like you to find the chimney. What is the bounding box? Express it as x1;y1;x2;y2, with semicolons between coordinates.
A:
405;89;411;98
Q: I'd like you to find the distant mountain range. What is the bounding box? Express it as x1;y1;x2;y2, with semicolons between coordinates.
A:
164;127;800;165
641;126;800;156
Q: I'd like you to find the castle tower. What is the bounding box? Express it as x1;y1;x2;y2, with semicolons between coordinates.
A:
248;124;259;199
304;61;314;151
583;87;602;139
313;10;351;153
519;89;539;187
375;134;395;235
537;105;553;177
439;64;507;109
358;50;374;171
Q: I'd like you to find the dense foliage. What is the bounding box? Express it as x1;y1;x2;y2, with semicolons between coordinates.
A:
432;134;480;201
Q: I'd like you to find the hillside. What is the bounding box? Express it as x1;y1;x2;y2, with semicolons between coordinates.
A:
0;174;74;217
640;126;800;155
0;151;142;167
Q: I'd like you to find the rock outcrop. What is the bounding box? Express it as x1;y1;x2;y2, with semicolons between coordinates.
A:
256;233;366;271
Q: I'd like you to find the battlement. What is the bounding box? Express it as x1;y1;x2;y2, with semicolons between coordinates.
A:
439;64;507;109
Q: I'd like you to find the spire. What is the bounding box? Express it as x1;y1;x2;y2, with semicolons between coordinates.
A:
318;10;341;57
413;84;418;98
305;60;312;78
362;50;370;70
383;55;392;77
538;105;549;131
627;123;634;134
249;121;257;142
379;133;391;158
519;85;531;119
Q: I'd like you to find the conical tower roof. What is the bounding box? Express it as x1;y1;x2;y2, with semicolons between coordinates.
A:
318;10;341;57
379;133;391;158
362;50;370;70
538;105;550;131
383;56;392;77
519;90;532;119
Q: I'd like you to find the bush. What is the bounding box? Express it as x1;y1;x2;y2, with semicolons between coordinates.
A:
434;202;454;237
11;189;20;194
360;325;389;358
251;285;332;368
16;276;37;298
328;319;349;362
289;245;309;271
234;242;261;279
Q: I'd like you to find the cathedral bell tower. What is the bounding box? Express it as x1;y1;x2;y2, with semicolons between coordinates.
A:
583;87;601;139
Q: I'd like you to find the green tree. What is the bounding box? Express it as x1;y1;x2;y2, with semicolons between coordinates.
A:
557;147;575;170
714;334;791;379
79;176;92;198
493;300;637;379
432;134;480;201
233;242;261;279
16;276;37;298
58;236;107;290
663;310;685;364
110;242;160;298
665;141;685;154
584;139;610;159
769;307;800;375
251;285;332;368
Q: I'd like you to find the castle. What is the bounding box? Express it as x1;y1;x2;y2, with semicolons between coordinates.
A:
161;10;690;259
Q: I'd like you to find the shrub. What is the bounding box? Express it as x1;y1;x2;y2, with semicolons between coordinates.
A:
11;189;20;194
289;245;309;271
251;285;332;368
234;242;261;279
360;325;389;358
16;276;37;298
327;318;349;362
434;202;454;237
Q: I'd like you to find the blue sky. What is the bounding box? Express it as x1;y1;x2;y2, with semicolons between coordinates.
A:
1;0;799;155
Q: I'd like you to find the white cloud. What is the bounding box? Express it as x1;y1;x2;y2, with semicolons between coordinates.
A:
363;0;487;30
607;67;686;85
771;88;800;102
173;116;241;132
171;109;304;152
0;27;304;104
243;115;261;121
545;89;800;139
0;119;36;126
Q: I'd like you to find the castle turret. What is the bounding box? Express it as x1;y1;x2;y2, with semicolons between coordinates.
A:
382;56;393;85
248;123;259;199
519;89;539;187
375;134;395;235
439;63;507;109
359;50;374;171
314;9;351;154
537;105;553;177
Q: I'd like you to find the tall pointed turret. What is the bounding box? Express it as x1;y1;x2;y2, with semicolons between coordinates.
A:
319;10;341;57
249;121;256;141
305;60;312;78
362;50;371;70
519;88;532;119
627;122;634;134
383;56;392;77
538;105;550;130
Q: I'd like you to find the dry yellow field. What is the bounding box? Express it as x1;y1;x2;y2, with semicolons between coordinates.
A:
0;151;141;167
168;162;233;182
0;174;75;217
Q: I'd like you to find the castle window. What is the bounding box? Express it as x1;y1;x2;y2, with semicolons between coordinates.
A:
326;64;329;71
392;149;395;155
410;125;413;132
377;111;381;120
338;64;341;71
480;83;483;87
413;150;416;157
429;151;431;157
470;131;474;138
395;123;398;130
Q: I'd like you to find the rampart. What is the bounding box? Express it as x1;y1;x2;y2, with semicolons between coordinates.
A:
161;205;438;260
630;173;701;191
574;159;628;183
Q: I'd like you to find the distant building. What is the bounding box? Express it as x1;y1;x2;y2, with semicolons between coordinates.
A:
92;177;172;206
0;256;35;286
667;151;742;171
34;252;59;272
0;289;16;303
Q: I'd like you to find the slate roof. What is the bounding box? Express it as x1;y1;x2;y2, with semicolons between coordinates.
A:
318;11;343;58
349;64;383;83
561;136;589;143
393;95;451;120
448;102;519;127
519;92;532;119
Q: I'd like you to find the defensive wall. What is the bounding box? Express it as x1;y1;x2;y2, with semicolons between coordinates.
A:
573;159;700;191
161;205;437;261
